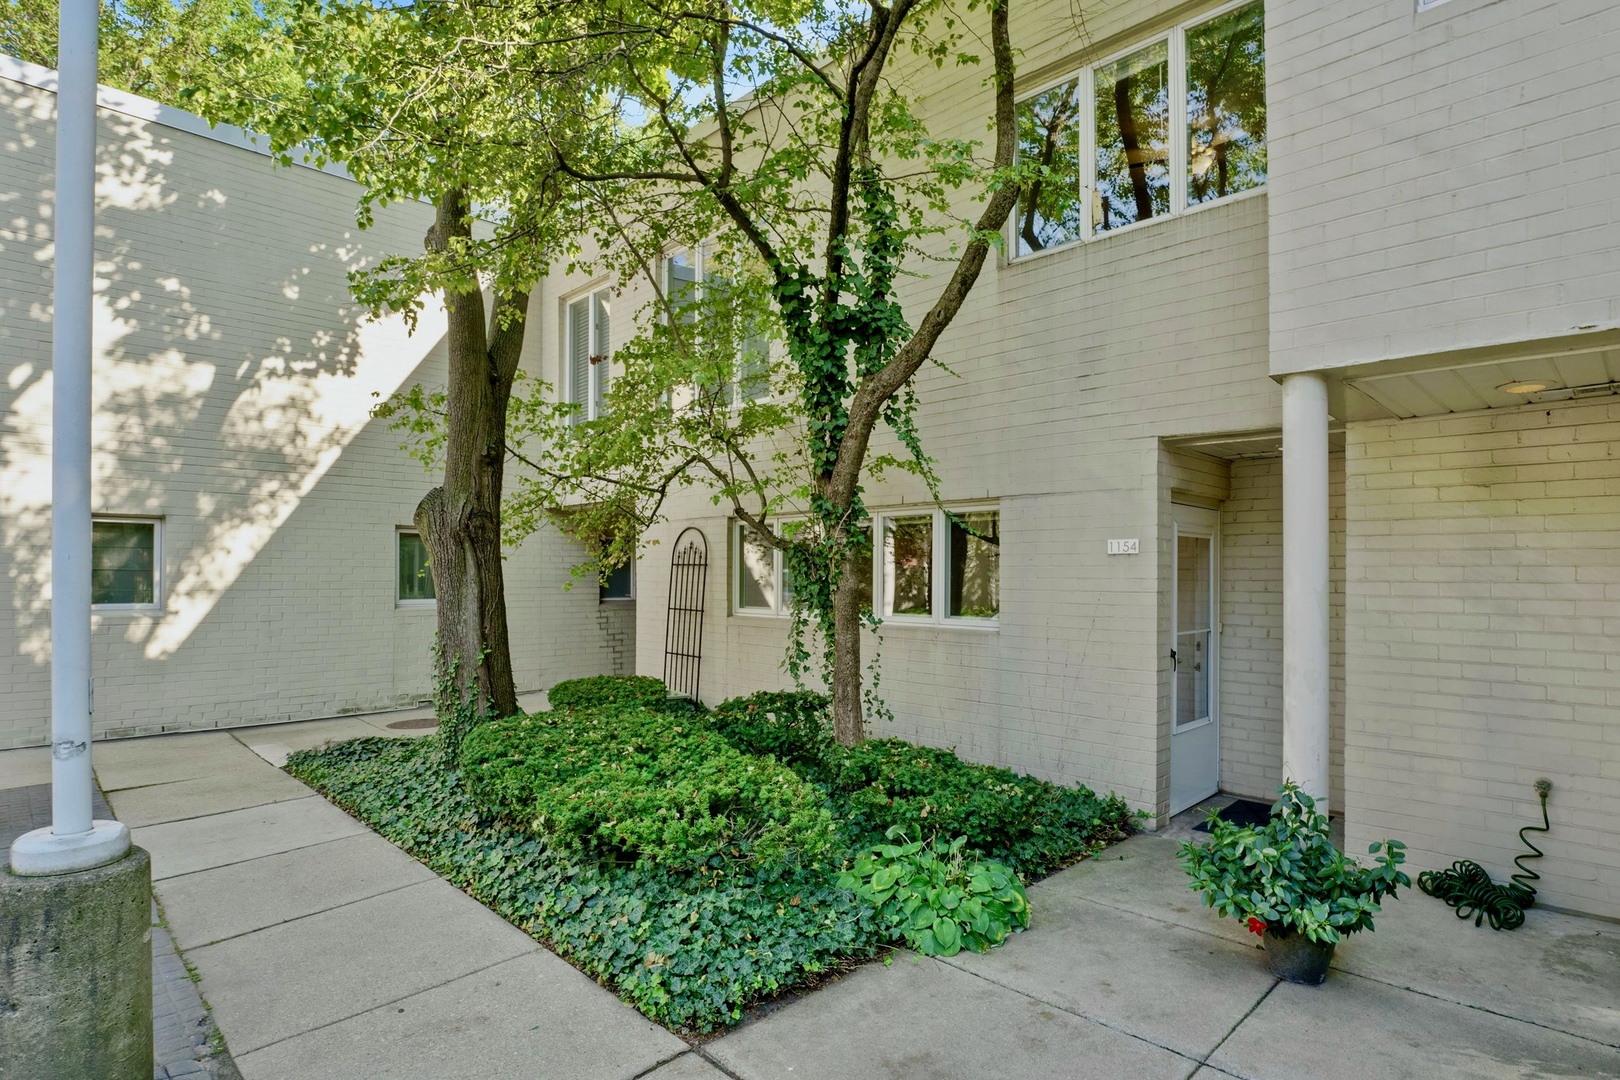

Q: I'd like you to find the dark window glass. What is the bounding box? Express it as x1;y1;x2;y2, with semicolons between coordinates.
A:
91;521;155;606
601;561;633;600
1094;41;1171;233
948;512;1000;619
398;531;435;602
1014;79;1085;255
1187;2;1267;206
884;516;933;617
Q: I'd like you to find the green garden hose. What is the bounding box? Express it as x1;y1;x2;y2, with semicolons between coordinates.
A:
1417;779;1551;931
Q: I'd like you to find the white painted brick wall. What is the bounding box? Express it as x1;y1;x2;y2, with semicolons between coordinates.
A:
1346;398;1620;919
1268;0;1620;373
0;73;624;747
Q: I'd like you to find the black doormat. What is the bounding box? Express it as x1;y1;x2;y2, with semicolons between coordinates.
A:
1193;798;1273;832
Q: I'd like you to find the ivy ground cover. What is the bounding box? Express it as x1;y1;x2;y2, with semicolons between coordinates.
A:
286;684;1131;1033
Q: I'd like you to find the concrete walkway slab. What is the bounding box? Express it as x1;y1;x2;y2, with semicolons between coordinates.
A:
944;884;1277;1059
640;1053;734;1079
232;951;686;1080
234;717;404;768
157;833;434;950
1041;836;1254;949
187;878;538;1053
0;746;50;790
95;732;267;791
1208;970;1620;1080
1331;895;1620;1048
106;766;314;827
134;795;368;880
706;956;1196;1080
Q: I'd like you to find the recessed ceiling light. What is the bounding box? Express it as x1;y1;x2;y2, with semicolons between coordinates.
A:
1497;380;1551;395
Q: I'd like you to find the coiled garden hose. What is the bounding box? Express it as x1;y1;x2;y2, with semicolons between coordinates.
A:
1418;779;1551;931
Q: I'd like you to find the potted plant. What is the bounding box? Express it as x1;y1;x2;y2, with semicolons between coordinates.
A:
1179;784;1409;984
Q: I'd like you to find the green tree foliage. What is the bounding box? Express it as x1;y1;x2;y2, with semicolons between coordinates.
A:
1;0;296;106
379;0;1033;745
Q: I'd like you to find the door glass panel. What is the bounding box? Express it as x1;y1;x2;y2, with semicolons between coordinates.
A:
1175;534;1212;728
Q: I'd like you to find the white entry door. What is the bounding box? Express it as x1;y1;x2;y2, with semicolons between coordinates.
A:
1169;504;1220;815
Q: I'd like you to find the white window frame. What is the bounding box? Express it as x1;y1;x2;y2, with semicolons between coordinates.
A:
732;519;789;616
875;505;1000;629
565;285;612;422
395;527;436;608
1008;0;1266;262
665;247;772;409
600;559;636;603
90;515;163;614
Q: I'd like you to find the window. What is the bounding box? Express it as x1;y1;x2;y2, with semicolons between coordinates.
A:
567;287;612;422
877;508;999;624
666;248;771;407
601;561;634;601
91;517;160;608
1012;0;1266;257
397;530;435;604
732;520;873;617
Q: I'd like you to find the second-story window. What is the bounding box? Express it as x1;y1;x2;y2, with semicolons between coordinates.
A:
666;248;771;407
1012;0;1266;257
567;287;611;421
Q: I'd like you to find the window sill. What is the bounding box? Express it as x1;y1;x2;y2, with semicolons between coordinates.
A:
879;616;1000;633
599;597;636;607
396;600;437;610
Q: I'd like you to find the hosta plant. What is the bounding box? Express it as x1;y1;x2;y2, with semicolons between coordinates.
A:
839;828;1030;957
1180;784;1409;945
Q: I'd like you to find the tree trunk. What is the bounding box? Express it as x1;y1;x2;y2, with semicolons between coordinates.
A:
418;189;526;741
830;541;865;745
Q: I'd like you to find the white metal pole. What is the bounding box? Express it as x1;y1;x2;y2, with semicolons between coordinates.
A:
10;0;130;875
1281;371;1332;814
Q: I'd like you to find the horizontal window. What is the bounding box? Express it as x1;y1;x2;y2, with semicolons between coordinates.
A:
1012;0;1266;257
878;508;999;625
397;530;435;604
732;520;873;617
92;517;160;609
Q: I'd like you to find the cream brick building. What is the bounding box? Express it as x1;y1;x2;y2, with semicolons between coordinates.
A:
0;57;632;750
525;0;1620;920
7;0;1619;923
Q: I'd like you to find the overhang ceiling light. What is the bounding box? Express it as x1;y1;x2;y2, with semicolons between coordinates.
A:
1496;379;1552;395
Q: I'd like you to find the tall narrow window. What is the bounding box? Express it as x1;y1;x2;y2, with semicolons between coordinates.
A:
882;515;934;618
91;518;159;608
1094;40;1171;233
666;248;772;406
736;523;778;612
567;287;612;421
1186;1;1266;206
948;511;1000;619
1014;79;1085;256
398;530;435;603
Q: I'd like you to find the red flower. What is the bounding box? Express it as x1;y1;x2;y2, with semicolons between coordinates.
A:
1246;917;1267;937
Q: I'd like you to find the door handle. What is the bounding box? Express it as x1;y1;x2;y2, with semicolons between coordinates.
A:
1169;648;1178;671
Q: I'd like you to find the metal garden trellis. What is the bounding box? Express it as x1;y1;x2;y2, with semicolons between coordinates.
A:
662;527;707;701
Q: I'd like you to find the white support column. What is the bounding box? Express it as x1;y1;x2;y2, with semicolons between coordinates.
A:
1282;371;1331;814
10;0;129;875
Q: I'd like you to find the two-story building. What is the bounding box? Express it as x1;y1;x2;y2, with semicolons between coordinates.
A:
530;0;1620;920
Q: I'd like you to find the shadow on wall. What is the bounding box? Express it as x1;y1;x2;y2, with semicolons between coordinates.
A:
0;78;446;667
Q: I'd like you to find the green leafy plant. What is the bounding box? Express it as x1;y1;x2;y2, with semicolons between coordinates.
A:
824;740;1134;877
285;736;880;1032
459;707;836;869
839;828;1031;957
546;674;669;712
706;691;835;771
1179;784;1410;945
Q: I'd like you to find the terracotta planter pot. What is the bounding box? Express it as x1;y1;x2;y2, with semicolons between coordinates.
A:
1262;930;1335;985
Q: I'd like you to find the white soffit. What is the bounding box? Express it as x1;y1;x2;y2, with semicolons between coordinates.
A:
1346;347;1620;420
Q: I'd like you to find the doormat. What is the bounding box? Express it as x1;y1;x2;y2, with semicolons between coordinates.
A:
1193;798;1273;832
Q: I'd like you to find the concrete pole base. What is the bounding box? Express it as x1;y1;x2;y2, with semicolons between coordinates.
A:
0;846;153;1080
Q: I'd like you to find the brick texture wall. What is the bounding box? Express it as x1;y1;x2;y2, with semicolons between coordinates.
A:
0;70;623;747
1346;398;1620;919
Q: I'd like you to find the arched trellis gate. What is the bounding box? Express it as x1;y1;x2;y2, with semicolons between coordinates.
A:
662;528;708;701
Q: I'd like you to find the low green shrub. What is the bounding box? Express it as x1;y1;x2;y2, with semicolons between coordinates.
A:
707;690;834;770
459;707;837;869
546;674;669;712
840;828;1030;957
285;737;879;1031
823;739;1133;877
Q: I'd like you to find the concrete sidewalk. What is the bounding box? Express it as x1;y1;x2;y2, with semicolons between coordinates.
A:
6;714;1615;1080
